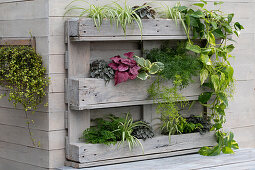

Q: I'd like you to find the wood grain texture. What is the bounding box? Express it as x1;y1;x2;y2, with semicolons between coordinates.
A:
68;77;202;110
67;132;216;163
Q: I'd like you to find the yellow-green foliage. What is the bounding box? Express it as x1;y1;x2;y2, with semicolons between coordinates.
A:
0;46;49;111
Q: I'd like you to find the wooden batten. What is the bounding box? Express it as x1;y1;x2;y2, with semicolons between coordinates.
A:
0;37;36;49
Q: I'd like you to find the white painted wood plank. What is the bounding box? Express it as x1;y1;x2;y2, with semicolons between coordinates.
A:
0;157;49;170
0;0;48;20
0;19;49;37
0;124;65;150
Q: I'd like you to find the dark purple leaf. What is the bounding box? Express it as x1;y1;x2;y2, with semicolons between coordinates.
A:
129;73;137;80
110;55;121;63
129;65;140;75
124;52;134;59
114;71;129;85
118;64;129;71
108;63;118;70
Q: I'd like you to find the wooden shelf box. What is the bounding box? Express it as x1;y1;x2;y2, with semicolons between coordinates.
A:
65;18;216;168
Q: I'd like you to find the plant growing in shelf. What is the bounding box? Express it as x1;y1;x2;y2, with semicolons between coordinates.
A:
108;52;140;85
132;3;156;19
90;60;115;83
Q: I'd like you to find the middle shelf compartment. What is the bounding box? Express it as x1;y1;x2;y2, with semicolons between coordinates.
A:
68;77;203;110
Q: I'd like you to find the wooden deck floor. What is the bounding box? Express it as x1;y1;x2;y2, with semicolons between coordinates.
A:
60;148;255;170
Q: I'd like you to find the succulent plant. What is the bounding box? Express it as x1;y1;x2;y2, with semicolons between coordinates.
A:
134;56;164;80
132;3;156;19
131;121;154;140
90;60;115;83
108;52;141;85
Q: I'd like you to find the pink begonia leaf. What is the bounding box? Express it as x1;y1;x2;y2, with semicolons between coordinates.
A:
114;71;129;85
108;63;119;70
121;58;132;66
110;55;121;63
129;73;137;80
124;52;134;59
130;59;138;67
129;65;140;75
118;64;129;71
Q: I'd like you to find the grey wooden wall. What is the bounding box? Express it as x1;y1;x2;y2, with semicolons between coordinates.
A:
0;0;65;169
0;0;254;169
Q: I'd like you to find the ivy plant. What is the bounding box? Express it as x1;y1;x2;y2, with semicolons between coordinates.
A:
0;46;49;146
167;0;244;155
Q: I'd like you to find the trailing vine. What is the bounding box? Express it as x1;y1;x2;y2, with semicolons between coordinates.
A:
167;0;244;155
0;46;49;147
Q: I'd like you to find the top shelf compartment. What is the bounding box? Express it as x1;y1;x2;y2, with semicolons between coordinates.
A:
65;18;187;41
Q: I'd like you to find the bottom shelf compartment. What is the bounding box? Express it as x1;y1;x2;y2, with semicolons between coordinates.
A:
66;132;216;168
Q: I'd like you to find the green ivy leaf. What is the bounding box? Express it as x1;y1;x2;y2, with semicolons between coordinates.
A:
222;146;234;154
201;54;212;65
199;146;211;156
211;22;218;29
214;1;224;6
212;29;225;38
193;3;204;8
209;145;221;156
218;92;228;107
200;68;209;85
211;75;220;91
198;92;213;104
231;140;239;149
186;42;201;53
226;44;235;53
228;13;234;23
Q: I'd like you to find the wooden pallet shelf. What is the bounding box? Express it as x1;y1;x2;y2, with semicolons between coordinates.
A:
68;77;203;110
65;18;215;168
66;132;216;168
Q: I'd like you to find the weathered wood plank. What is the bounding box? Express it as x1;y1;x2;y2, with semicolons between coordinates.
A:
67;132;216;163
69;77;202;110
66;148;200;168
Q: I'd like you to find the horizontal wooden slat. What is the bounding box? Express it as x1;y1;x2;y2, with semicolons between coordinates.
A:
67;132;216;164
68;77;203;110
67;19;187;41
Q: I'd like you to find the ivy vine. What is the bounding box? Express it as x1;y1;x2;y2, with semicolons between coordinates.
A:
0;46;49;147
172;0;244;155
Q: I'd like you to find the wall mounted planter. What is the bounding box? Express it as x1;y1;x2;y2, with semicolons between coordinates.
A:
65;18;216;168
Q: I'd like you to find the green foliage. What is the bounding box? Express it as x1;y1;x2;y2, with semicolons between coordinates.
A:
0;46;49;147
199;131;239;156
82;114;146;152
0;46;49;111
131;121;154;140
116;113;146;152
134;56;164;80
81;115;124;145
166;0;243;156
65;0;144;35
132;3;156;19
148;77;187;141
90;60;114;83
146;42;202;88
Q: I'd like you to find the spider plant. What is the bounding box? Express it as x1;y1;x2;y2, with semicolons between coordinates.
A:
64;0;116;29
161;2;189;38
112;1;144;36
115;113;147;153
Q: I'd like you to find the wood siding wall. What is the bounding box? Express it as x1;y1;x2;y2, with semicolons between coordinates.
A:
0;0;254;169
